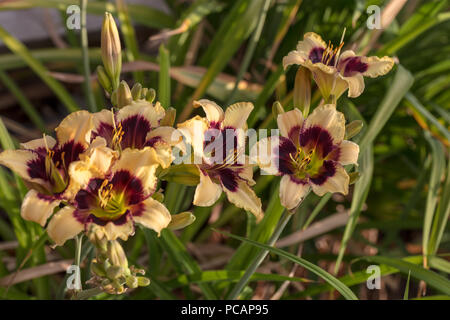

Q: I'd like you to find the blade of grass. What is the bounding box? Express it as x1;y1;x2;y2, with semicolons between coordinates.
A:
0;0;175;29
115;0;144;84
334;143;374;274
158;45;171;108
225;0;272;105
359;255;450;295
404;270;411;300
80;0;96;112
423;132;446;266
358;65;414;153
0;26;79;113
0;70;46;132
218;230;358;300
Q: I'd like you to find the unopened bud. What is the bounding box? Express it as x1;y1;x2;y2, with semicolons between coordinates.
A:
131;83;142;101
126;276;138;289
97;66;112;94
101;12;122;90
293;67;311;116
146;88;156;103
168;212;196;231
160;107;176;126
345;120;364;140
272;101;284;119
106;265;123;279
137;277;150;287
349;171;360;184
107;240;129;270
116;81;132;108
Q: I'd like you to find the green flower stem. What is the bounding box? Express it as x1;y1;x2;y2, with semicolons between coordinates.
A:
80;0;97;112
71;287;103;300
226;209;292;300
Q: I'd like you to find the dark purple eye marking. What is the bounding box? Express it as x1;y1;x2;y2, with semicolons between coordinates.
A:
86;211;131;226
120;115;151;149
218;168;239;192
339;56;368;77
27;154;48;181
145;136;162;148
289;175;308;185
111;170;146;205
276;137;297;175
204;127;239;165
299;126;333;158
309;47;324;63
92;122;114;145
53;141;85;169
309;160;336;185
288;125;302;144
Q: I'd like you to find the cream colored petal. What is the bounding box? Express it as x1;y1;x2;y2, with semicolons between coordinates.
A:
282;50;307;69
235;157;256;185
146;126;183;146
330;75;350;100
133;197;171;235
111;148;160;195
280;175;310;211
299;32;327;51
311;164;349;196
20;135;56;151
277;108;304;140
47;206;83;246
65;137;117;199
116;101;165;128
193;99;224;124
340;73;365;98
102;220;135;241
304;104;345;144
337;140;359;165
21;190;60;226
177;115;208;159
223;180;263;221
193;171;222;206
0;149;47;185
223;102;254;129
249;136;281;175
92;109;114;132
146;126;183;168
362;56;395;78
55;110;93;147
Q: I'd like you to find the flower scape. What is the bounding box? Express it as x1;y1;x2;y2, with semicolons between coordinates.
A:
3;4;444;301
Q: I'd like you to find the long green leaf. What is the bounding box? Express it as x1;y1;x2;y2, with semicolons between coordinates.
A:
0;26;79;113
219;230;358;300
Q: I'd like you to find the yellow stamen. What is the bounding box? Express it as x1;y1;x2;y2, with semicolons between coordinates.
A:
98;179;114;208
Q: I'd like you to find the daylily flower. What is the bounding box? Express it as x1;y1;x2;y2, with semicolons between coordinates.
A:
177;99;263;220
47;146;171;245
283;32;394;99
251;104;359;211
0;111;95;226
91;100;181;169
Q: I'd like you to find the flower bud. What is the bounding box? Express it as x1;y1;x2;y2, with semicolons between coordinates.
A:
131;83;142;101
146;88;156;103
168;212;196;231
101;12;122;90
160;107;176;126
106;265;123;280
293;67;311;116
349;171;360;185
345;120;364;140
137;277;150;287
126;276;138;289
272;101;284;119
97;66;112;94
107;240;129;270
116;81;132;108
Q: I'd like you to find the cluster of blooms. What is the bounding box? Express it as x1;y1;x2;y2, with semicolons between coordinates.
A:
0;12;394;295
